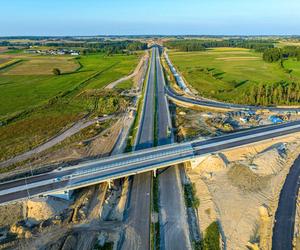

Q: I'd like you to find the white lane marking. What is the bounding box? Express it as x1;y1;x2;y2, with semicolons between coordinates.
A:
0;179;56;196
72;153;195;188
191;122;299;145
194;124;300;150
2;123;299;197
72;145;193;175
0;149;194;196
55;141;192;172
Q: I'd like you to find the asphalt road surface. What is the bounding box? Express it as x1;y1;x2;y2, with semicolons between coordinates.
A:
121;47;156;250
164;52;300;112
1;119;300;205
155;47;192;250
155;47;171;146
272;156;300;250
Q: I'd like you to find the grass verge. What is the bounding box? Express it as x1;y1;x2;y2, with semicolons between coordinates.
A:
184;183;200;209
183;183;221;250
202;221;221;250
151;176;160;250
152;49;161;250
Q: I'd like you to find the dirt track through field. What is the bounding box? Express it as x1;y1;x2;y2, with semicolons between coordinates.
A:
0;116;113;168
105;52;147;89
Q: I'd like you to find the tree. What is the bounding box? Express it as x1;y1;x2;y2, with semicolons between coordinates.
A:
53;68;61;75
204;221;221;250
263;48;282;62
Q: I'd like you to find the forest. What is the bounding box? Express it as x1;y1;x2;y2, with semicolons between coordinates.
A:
263;47;300;62
164;39;274;52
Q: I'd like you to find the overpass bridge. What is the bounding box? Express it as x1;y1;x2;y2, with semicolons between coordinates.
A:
1;120;300;205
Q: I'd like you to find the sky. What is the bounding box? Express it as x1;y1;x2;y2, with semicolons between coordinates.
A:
1;0;300;36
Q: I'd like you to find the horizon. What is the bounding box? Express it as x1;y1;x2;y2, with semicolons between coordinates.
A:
1;0;300;36
1;34;300;38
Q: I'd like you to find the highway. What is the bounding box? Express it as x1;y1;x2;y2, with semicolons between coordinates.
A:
155;46;192;249
0;46;299;250
1;120;300;204
155;47;171;146
164;48;300;249
2;47;300;250
121;47;156;250
272;156;300;250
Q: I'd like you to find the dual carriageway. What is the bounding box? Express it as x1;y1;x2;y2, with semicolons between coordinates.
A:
0;46;299;249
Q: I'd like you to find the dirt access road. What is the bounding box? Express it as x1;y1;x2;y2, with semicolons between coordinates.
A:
0;116;113;168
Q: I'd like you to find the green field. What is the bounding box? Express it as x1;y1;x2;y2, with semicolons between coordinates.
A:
0;52;141;162
115;79;134;90
284;58;300;78
169;48;300;103
0;53;140;118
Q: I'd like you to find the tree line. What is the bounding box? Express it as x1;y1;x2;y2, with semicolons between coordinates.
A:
0;40;148;55
164;39;274;52
82;41;148;55
243;81;300;106
263;46;300;62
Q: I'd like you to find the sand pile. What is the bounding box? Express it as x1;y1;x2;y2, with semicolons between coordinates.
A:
251;145;285;176
227;164;270;192
186;139;300;250
0;202;24;227
26;197;69;221
197;154;227;175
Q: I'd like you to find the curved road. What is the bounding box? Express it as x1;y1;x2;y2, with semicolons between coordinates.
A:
164;51;300;112
166;84;300;112
164;51;300;250
272;156;300;250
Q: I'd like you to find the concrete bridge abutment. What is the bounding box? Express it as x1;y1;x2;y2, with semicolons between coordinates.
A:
190;155;211;169
49;189;73;200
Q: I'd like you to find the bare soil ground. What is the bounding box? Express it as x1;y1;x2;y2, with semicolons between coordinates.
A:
0;47;8;53
0;202;24;227
0;117;125;249
0;116;113;169
175;107;216;141
0;117;121;182
186;134;300;250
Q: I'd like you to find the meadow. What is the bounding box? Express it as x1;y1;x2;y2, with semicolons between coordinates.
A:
0;53;139;118
0;51;140;161
169;48;300;103
284;58;300;79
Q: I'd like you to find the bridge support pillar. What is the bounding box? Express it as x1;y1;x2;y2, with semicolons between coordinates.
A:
153;169;157;178
190;155;211;169
49;189;73;201
107;180;112;189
